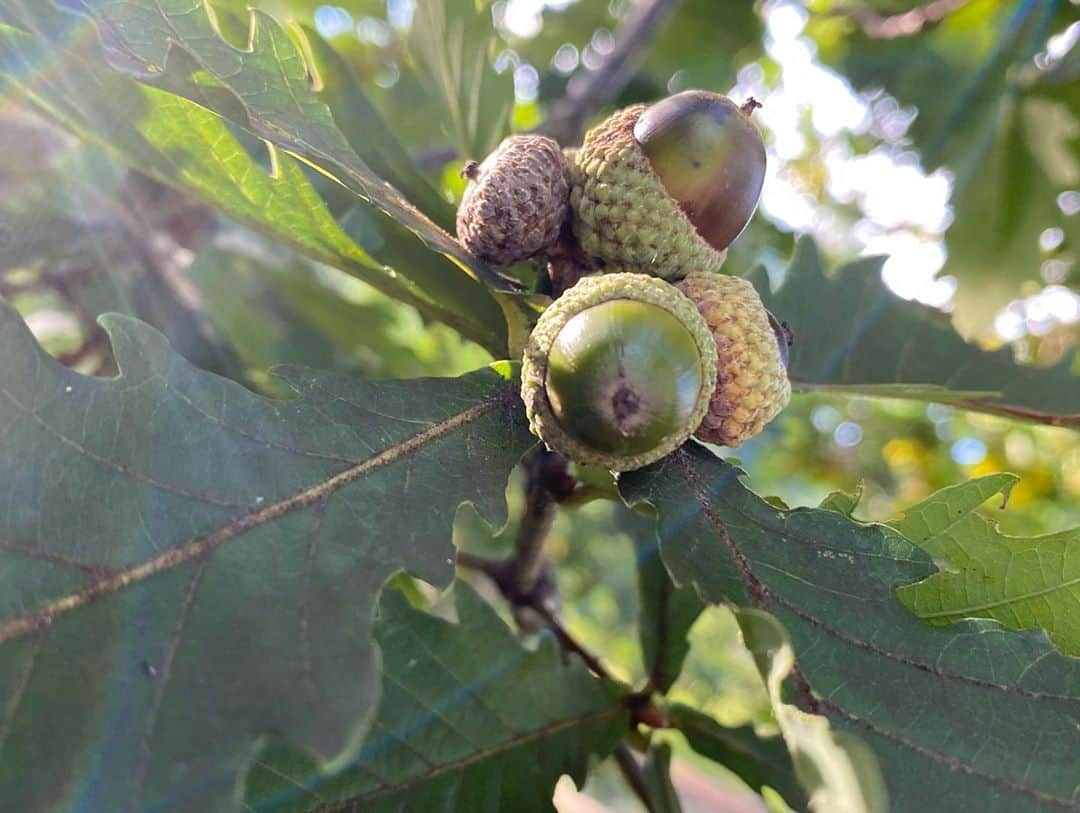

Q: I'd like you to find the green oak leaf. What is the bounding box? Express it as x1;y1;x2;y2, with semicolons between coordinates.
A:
292;22;457;231
735;608;888;813
0;300;533;813
622;445;1080;812
188;244;491;389
818;486;863;518
754;238;1079;426
63;0;507;288
407;0;514;161
666;703;804;807
944;92;1080;332
0;19;506;354
3;0;517;334
245;582;628;812
893;474;1080;657
809;0;1059;171
640;741;684;813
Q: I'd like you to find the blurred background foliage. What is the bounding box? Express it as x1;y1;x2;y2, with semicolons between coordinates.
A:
1;0;1077;809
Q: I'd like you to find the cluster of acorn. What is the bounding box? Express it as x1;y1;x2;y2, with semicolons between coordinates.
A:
456;90;791;472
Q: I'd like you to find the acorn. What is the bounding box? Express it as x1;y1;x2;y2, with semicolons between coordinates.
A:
568;90;766;279
456;135;570;266
676;273;791;447
635;92;766;254
521;273;718;472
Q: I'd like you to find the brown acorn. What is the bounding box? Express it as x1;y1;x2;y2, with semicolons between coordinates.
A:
456;135;570;266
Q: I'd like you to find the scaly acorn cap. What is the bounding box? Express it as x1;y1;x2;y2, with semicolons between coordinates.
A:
568;105;727;280
456;134;570;266
521;273;718;471
676;273;791;447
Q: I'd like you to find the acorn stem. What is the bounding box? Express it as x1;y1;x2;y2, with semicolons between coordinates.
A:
740;97;762;116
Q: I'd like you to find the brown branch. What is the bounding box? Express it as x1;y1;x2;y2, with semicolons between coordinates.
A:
511;447;573;595
534;0;683;146
804;0;971;39
458;549;614;682
530;600;611;680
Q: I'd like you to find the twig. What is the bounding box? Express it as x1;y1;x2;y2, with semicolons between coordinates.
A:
800;0;971;39
511;447;572;595
534;0;683;146
613;741;658;813
458;549;614;682
530;601;611;679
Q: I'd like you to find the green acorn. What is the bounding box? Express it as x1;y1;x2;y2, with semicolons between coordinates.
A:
568;90;766;279
521;273;718;471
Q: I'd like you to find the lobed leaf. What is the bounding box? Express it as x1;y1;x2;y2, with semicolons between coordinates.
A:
666;702;804;807
64;0;510;286
755;238;1080;426
734;608;888;813
0;18;506;354
621;505;704;695
893;475;1080;657
0;301;533;813
640;741;684;813
623;445;1080;812
245;582;628;812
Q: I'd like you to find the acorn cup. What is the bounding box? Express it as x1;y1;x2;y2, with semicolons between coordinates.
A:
676;272;791;448
521;273;719;472
568;90;766;280
456;134;571;266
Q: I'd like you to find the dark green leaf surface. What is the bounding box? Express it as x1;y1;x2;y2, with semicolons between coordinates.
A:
246;583;628;812
893;474;1080;657
755;238;1079;425
734;609;888;813
623;445;1080;812
0;301;532;813
666;703;804;807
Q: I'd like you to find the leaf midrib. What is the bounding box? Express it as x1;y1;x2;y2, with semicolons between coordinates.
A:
0;392;509;646
307;705;625;812
669;450;1080;808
